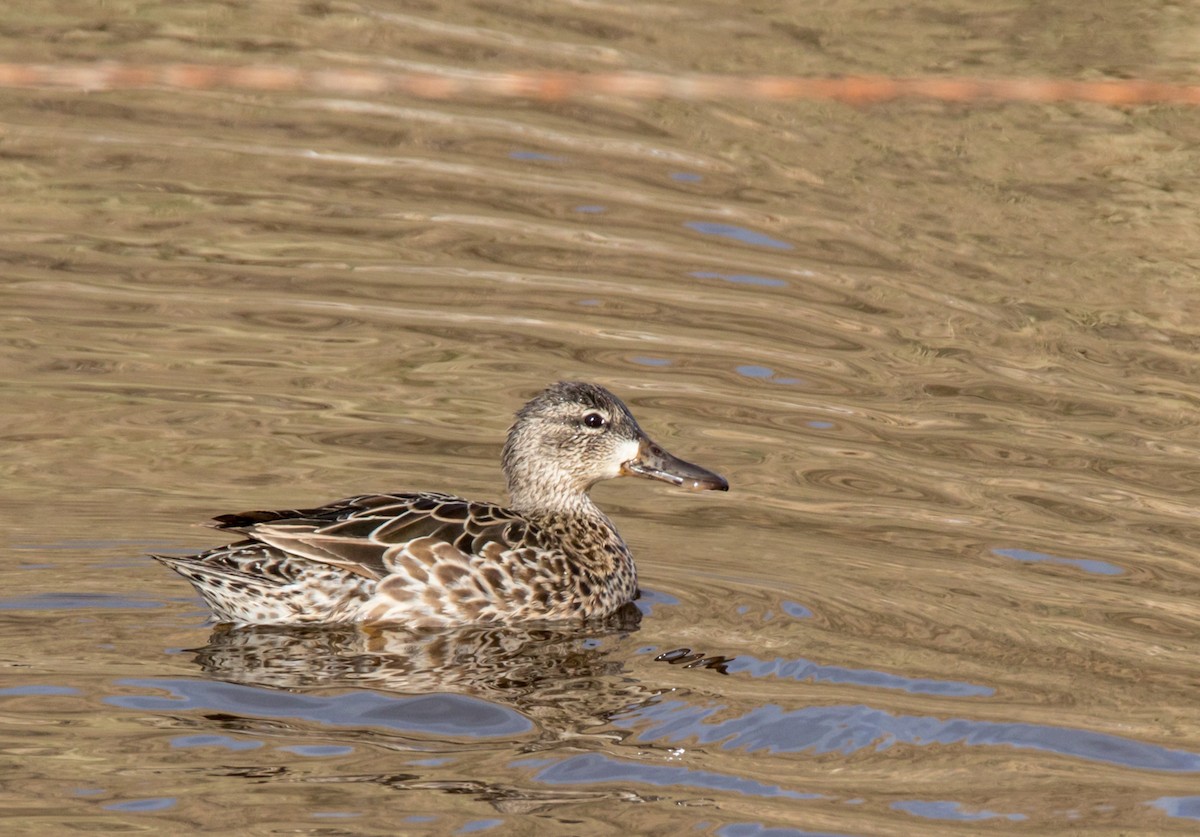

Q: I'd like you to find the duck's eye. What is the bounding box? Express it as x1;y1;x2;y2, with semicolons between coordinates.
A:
583;412;607;429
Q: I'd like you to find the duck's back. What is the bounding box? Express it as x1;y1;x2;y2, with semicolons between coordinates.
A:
153;491;636;626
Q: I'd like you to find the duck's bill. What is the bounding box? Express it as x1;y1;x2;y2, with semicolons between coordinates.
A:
621;437;729;491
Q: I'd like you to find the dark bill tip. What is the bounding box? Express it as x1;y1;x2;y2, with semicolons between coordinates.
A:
621;437;729;492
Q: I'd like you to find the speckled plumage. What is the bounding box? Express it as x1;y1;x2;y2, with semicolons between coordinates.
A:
153;381;728;627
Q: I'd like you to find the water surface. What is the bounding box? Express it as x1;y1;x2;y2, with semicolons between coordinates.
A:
4;2;1200;834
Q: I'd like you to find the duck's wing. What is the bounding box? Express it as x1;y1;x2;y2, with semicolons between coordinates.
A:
211;491;535;582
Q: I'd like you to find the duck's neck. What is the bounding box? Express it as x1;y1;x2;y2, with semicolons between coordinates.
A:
509;481;628;552
508;479;604;519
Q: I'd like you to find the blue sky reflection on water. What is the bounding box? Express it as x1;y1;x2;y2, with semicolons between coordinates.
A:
0;685;81;697
1149;796;1200;821
892;799;1027;822
103;797;177;813
726;656;994;697
529;752;820;800
508;150;563;162
0;593;164;611
692;270;789;288
615;700;1200;771
992;548;1124;576
715;824;857;837
710;820;854;834
684;222;793;250
107;679;532;738
734;365;804;385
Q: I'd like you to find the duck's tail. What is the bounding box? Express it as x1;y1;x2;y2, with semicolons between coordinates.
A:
151;547;373;625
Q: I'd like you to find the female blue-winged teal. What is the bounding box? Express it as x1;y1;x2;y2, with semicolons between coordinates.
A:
154;382;728;627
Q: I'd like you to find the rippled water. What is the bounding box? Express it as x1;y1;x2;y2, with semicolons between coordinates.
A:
4;2;1200;834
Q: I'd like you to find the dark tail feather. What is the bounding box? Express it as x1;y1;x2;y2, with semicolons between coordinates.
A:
211;509;306;530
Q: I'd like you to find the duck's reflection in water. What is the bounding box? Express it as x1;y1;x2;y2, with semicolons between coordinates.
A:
195;603;638;687
183;605;735;811
190;604;659;739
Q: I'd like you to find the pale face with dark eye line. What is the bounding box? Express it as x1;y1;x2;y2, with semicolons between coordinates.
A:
501;382;727;513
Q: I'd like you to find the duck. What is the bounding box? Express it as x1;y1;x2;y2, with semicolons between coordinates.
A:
153;381;728;627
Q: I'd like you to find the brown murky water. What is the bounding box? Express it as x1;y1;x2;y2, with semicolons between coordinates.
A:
5;2;1200;834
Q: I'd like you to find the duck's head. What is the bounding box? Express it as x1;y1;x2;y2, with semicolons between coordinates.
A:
501;381;728;513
